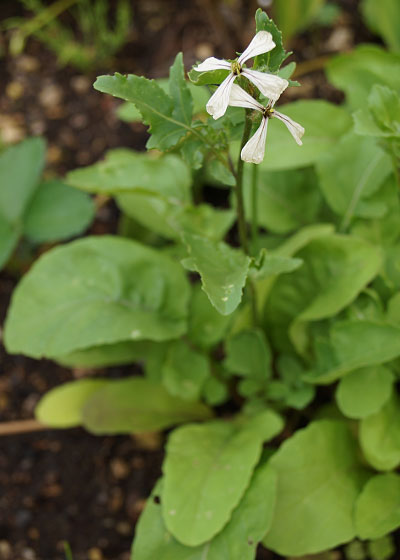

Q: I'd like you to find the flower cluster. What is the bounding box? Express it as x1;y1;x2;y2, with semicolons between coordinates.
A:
195;31;304;164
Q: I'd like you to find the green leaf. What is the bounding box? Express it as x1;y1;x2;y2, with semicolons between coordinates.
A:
367;536;396;560
56;341;153;368
23;180;94;243
162;340;210;401
326;45;400;111
206;159;236;187
263;420;368;556
361;0;400;52
169;52;193;126
182;233;251;315
35;379;108;428
132;462;277;560
67;150;191;203
249;251;303;280
336;366;393;419
188;68;230;87
0;137;46;223
224;328;271;381
316;133;393;229
4;236;190;358
188;284;232;349
0;215;20;269
354;86;400;140
360;393;400;471
273;0;324;40
254;8;290;72
244;167;323;234
94;73;191;150
162;412;282;546
355;473;400;540
257;100;352;170
82;377;212;434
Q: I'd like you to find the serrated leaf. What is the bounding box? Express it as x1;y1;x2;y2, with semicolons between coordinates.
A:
94;73;191;150
355;473;400;539
169;52;193;125
35;379;108;428
23;180;94;243
254;8;290;72
336;366;393;419
182;233;251;315
263;420;368;556
4;236;190;358
162;411;282;546
82;377;212;434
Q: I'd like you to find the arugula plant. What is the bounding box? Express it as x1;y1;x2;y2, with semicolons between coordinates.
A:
4;8;400;559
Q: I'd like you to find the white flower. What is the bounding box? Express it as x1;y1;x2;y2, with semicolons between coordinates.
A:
195;31;289;120
228;84;304;164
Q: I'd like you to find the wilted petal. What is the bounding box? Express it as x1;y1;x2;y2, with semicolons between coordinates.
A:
228;83;264;111
273;110;305;145
194;57;231;73
241;117;269;164
242;69;288;100
238;31;276;64
206;73;236;119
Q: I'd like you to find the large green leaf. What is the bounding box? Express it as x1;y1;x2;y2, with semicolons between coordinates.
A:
35;379;108;428
182;233;251;315
361;0;400;52
57;341;153;368
162;411;283;546
67;150;191;203
360;394;400;471
256;100;352;170
335;366;393;419
273;0;324;39
132;462;277;560
23;180;94;243
326;45;400;110
94;73;191;150
188;284;232;349
355;473;400;539
4;236;190;358
82;377;212;434
264;420;367;556
316;133;392;230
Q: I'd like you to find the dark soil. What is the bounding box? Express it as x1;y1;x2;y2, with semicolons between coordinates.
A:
0;1;384;559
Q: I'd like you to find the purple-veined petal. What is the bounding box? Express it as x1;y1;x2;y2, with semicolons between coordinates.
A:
206;73;236;119
194;57;231;73
273;110;305;145
241;117;269;164
238;31;276;64
242;69;288;100
228;83;264;111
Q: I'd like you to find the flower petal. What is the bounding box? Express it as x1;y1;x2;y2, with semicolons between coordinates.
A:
273;110;305;145
228;83;264;111
194;57;231;73
206;73;236;119
242;69;288;101
238;31;276;64
241;117;269;164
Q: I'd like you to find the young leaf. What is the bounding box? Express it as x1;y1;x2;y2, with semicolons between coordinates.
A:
162;412;282;546
355;473;400;539
94;74;190;150
335;366;393;419
182;233;251;315
263;420;368;556
35;379;108;428
23;180;95;243
360;393;400;471
4;236;190;358
82;377;213;434
169;52;193;126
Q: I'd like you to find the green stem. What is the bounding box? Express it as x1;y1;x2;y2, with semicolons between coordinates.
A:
235;110;253;254
250;163;259;253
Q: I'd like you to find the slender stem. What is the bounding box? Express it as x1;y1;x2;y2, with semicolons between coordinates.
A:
235;110;253;254
250;163;259;253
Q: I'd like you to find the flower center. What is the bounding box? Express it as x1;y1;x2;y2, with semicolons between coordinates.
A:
231;60;242;75
263;107;275;118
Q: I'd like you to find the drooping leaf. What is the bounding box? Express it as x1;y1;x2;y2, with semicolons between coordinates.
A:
35;379;108;428
23;180;95;243
273;0;324;40
361;0;400;52
4;236;190;358
162;411;283;546
263;420;368;556
182;233;251;315
355;473;400;539
360;393;400;471
336;366;393;419
82;377;212;435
